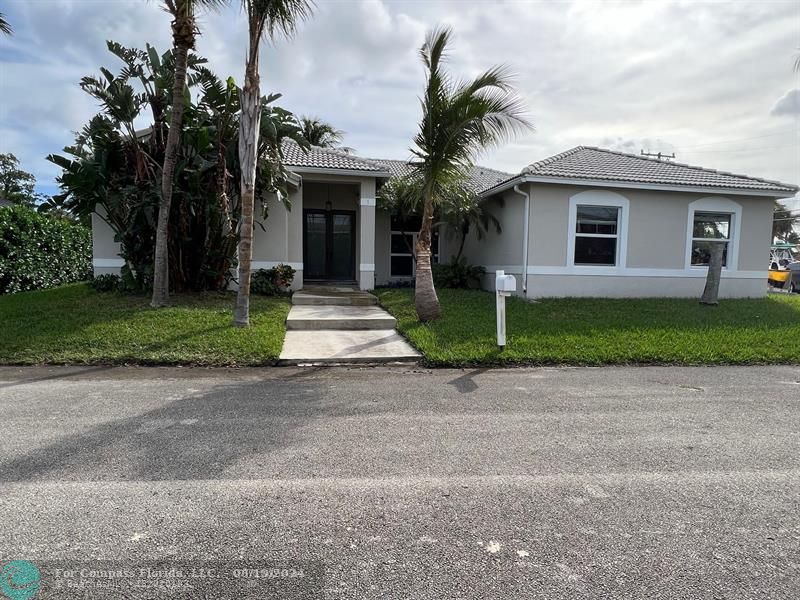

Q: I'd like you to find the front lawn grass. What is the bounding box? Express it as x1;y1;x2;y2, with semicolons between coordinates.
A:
377;288;800;367
0;284;290;366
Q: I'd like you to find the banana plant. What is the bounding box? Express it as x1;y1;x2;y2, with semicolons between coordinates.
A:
47;40;307;294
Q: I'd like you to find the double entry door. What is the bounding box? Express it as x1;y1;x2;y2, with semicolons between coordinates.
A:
303;209;356;281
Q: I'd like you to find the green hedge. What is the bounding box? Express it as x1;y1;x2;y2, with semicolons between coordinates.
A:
0;205;92;294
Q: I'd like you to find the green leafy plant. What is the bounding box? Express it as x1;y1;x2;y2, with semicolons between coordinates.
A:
89;273;122;292
0;205;92;294
47;41;307;295
432;257;485;290
250;264;295;296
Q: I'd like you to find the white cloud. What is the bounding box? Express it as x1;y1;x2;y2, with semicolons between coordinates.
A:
0;0;798;194
771;89;800;116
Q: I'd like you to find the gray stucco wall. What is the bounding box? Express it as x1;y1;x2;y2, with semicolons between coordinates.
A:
457;182;775;298
738;197;775;271
460;191;525;269
375;209;392;286
91;208;123;276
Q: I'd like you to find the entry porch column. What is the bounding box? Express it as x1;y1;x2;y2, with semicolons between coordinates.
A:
359;180;376;291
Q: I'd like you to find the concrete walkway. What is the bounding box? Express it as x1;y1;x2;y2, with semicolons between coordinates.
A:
279;287;420;364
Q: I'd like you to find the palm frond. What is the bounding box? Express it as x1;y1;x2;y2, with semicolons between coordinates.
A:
0;12;12;35
299;116;346;148
411;26;532;198
243;0;315;40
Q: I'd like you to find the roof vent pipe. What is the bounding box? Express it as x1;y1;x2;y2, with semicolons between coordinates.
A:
512;184;530;295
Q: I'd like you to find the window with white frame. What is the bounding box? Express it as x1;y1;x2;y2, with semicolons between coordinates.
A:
390;215;438;278
568;191;629;268
685;197;741;271
574;205;620;265
690;211;731;267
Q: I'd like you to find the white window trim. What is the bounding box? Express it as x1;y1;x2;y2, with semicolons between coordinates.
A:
389;230;415;279
567;190;630;270
684;197;741;271
389;230;439;278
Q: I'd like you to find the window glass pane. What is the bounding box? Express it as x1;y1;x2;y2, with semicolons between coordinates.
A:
390;215;422;231
576;206;619;235
574;236;617;265
691;241;728;267
391;233;413;254
693;212;730;239
391;256;413;277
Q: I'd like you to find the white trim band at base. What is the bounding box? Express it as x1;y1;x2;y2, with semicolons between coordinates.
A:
482;265;766;279
359;264;376;272
360;197;376;207
93;258;125;268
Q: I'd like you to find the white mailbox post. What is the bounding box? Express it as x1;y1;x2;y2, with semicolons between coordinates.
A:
495;270;517;349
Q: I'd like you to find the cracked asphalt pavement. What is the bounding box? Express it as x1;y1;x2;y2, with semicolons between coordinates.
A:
0;365;798;598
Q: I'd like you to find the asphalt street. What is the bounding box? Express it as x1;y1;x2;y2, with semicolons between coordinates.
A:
0;365;798;598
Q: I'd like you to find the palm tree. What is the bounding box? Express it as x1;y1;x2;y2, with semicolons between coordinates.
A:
437;185;502;262
411;26;531;321
0;13;12;35
379;174;501;261
299;116;350;151
234;0;315;327
152;0;224;308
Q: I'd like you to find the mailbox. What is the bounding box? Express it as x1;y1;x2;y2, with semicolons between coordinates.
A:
495;270;516;349
496;272;517;293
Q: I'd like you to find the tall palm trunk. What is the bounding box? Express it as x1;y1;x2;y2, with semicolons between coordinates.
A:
152;6;194;307
234;42;261;327
415;190;441;321
455;223;468;262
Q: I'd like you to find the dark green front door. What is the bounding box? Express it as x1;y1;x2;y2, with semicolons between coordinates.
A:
303;210;356;281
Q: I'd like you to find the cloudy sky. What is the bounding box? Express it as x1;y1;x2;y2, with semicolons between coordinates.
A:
1;0;798;208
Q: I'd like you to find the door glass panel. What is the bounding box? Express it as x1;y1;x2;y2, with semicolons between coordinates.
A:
330;214;354;280
305;213;326;279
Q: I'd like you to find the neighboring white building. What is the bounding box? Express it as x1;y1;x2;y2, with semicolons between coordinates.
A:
91;144;798;299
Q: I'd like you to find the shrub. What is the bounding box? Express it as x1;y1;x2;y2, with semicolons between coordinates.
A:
251;264;296;296
432;257;485;289
0;205;92;294
383;279;414;289
89;273;122;292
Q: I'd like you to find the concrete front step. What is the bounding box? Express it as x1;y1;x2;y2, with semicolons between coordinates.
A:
292;288;377;306
279;329;420;364
286;305;396;330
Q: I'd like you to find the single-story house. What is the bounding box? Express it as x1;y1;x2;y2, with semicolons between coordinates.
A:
91;143;798;298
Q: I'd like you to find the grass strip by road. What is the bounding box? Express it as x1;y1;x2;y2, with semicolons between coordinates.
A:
377;288;800;367
0;284;290;366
